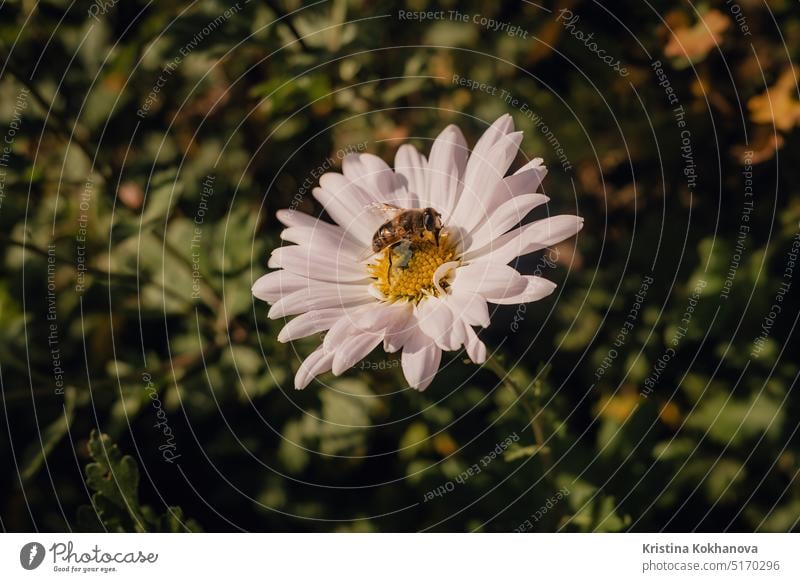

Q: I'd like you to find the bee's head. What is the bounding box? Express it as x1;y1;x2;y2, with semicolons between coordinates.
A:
422;207;442;233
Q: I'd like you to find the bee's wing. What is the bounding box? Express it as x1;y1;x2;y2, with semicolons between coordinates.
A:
364;202;404;220
357;203;404;263
357;246;379;263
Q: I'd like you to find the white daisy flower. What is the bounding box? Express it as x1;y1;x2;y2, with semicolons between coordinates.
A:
253;114;583;391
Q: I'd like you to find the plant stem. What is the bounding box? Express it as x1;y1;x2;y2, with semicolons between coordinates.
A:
483;355;556;484
263;0;310;52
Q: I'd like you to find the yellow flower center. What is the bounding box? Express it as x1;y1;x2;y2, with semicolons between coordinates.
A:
368;233;456;302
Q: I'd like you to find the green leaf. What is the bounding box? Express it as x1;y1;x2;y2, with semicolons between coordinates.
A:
79;430;202;532
278;419;311;474
399;422;430;460
686;392;785;446
20;386;78;483
85;430;144;528
653;438;694;461
504;444;546;462
705;459;746;503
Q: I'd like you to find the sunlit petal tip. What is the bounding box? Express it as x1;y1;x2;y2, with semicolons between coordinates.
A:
294;349;334;390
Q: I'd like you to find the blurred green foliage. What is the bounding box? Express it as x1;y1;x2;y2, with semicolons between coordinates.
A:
1;0;799;532
77;430;202;532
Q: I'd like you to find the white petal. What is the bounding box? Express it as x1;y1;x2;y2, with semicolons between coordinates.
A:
463;114;515;187
432;260;459;295
276;209;361;245
268;245;369;283
277;308;349;342
394;144;426;207
486;160;548;210
417;297;458;350
383;302;415;353
252;270;309;303
313;174;380;244
323;304;386;352
425;125;468;217
276;208;324;228
446;289;490;328
467;194;549;253
452;263;527;299
463;325;487;364
453;131;523;232
401;331;442;391
295;347;335;390
268;284;372;319
483;130;523;180
465;215;584;265
445;311;467;351
280;225;363;259
332;332;384;375
342;153;407;204
514;157;546;175
487;276;557;305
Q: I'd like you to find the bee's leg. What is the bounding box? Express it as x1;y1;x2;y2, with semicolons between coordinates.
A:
387;250;393;284
434;229;440;247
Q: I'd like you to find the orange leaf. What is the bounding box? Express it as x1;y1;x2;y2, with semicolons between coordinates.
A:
748;68;800;132
664;9;729;62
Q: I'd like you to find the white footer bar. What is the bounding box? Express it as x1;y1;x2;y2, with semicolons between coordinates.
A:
1;533;797;581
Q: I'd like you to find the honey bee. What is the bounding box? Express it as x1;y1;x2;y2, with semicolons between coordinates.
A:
364;204;443;275
369;204;443;254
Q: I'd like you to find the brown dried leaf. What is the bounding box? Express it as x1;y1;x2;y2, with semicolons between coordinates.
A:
664;9;730;62
748;68;800;132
